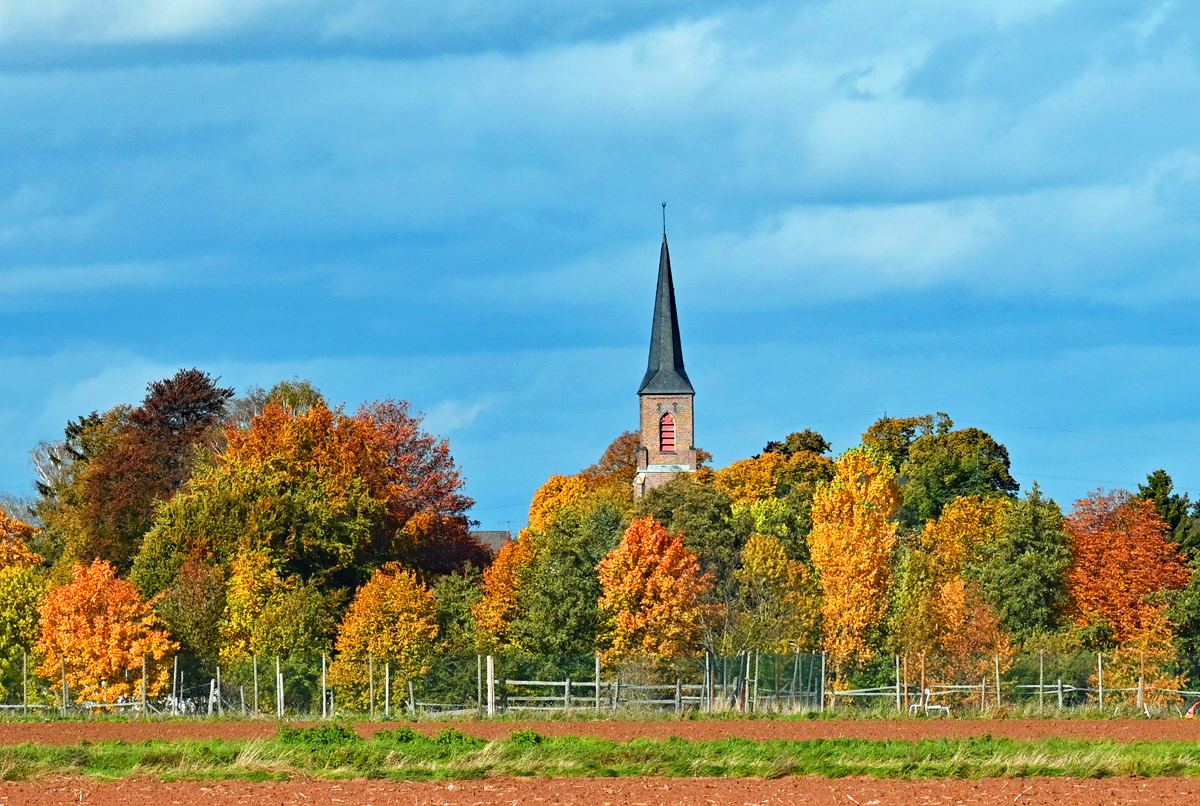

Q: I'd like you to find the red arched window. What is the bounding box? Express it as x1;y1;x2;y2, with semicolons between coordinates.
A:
660;412;676;452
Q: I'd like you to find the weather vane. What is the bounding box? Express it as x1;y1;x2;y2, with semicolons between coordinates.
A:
662;201;667;235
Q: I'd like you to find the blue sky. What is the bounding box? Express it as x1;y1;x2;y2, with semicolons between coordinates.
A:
2;0;1200;528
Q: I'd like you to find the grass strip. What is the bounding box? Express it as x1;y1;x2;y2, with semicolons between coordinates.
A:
3;726;1200;782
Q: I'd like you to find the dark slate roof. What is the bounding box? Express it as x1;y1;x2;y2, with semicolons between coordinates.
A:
638;235;695;395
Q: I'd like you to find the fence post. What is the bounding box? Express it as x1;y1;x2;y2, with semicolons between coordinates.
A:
753;651;760;713
564;677;571;712
994;654;1001;708
819;652;826;714
22;652;27;716
1138;651;1145;712
894;655;901;712
613;676;621;710
369;653;375;721
477;654;483;713
1097;653;1104;711
240;686;245;716
275;656;282;719
216;664;223;716
408;680;415;712
142;655;147;715
208;679;215;717
61;657;68;716
385;662;390;718
321;653;327;719
1057;677;1063;709
253;655;259;716
980;677;986;712
1038;650;1045;713
486;655;495;717
675;678;682;714
172;655;179;716
594;654;601;713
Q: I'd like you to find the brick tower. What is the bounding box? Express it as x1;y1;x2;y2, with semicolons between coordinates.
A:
633;234;697;498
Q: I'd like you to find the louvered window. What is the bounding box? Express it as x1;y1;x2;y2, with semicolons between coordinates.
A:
660;412;676;452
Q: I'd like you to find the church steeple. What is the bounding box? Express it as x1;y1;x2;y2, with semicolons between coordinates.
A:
638;235;694;395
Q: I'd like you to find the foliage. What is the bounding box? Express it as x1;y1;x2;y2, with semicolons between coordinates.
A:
218;548;333;662
1064;491;1189;643
861;413;951;472
72;369;234;571
328;565;439;710
596;516;713;660
473;534;537;650
36;559;176;704
763;429;832;457
898;426;1018;526
1102;604;1185;707
579;431;641;493
432;567;483;654
728;534;821;653
809;447;898;669
0;508;40;569
970;484;1071;641
528;475;589;533
0;565;48;699
155;559;226;662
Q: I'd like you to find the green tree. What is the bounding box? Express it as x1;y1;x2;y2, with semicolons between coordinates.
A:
862;413;952;472
0;565;47;699
432;568;483;654
899;427;1018;526
969;483;1071;641
508;503;623;656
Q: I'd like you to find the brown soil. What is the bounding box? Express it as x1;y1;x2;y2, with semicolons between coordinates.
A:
6;776;1200;805
2;718;1200;746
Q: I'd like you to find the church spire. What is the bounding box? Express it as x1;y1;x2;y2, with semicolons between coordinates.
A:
638;234;694;395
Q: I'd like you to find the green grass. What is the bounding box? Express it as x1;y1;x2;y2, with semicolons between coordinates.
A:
3;726;1200;782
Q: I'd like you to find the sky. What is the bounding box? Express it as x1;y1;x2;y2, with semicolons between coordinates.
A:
2;0;1200;528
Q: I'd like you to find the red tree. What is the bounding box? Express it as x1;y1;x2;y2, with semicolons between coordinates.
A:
1065;490;1188;642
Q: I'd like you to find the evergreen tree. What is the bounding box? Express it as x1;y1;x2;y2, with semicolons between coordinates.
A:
969;483;1070;641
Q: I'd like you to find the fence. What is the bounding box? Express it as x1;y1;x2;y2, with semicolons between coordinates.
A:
4;650;1200;717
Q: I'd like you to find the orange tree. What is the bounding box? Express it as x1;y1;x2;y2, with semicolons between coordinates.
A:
0;508;40;569
37;560;176;705
596;516;712;660
1064;490;1189;642
328;565;439;710
472;533;537;651
809;447;899;671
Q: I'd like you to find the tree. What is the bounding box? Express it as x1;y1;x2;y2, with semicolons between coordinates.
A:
328;565;439;710
36;560;176;705
0;565;47;700
596;516;712;660
218;549;333;662
763;429;831;458
579;431;641;492
1064;490;1189;643
0;508;40;569
432;568;483;654
809;447;898;669
729;534;820;653
970;483;1071;641
899;427;1018;526
472;534;537;650
74;369;234;570
862;413;951;472
155;559;226;664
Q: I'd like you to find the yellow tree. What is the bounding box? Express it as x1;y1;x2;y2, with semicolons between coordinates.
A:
596;517;712;660
328;564;439;710
809;447;899;669
472;533;537;650
892;495;1009;659
37;560;176;705
528;475;589;532
218;549;331;662
732;534;821;652
0;508;40;569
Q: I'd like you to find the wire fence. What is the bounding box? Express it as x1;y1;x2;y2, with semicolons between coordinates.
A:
3;650;1200;718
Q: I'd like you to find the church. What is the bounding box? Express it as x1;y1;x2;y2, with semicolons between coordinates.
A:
633;234;698;498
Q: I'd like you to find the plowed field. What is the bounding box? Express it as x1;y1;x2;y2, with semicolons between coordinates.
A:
1;717;1198;745
5;775;1200;805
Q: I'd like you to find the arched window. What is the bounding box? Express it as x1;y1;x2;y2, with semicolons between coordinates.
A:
660;412;676;452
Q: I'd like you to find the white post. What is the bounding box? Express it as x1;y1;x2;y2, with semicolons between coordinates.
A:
1097;653;1104;711
819;652;826;713
276;656;283;719
994;654;1001;708
1039;650;1045;712
22;652;27;716
594;654;601;713
486;655;496;717
477;654;483;713
141;655;147;714
216;664;223;716
385;662;390;718
894;655;901;712
369;653;375;720
172;656;179;716
321;653;327;719
253;655;259;715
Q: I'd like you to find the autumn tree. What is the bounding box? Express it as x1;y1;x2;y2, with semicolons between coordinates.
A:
0;508;40;569
328;565;439;710
218;549;332;662
473;534;537;650
74;369;234;570
155;559;226;665
0;515;47;699
728;534;820;653
579;431;641;494
862;413;952;472
809;447;899;669
1064;490;1189;643
37;560;176;705
596;517;712;660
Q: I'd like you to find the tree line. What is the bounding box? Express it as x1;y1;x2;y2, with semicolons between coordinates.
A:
1;370;1198;706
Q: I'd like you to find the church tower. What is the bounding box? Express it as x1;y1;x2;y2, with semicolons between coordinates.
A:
633;234;697;498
